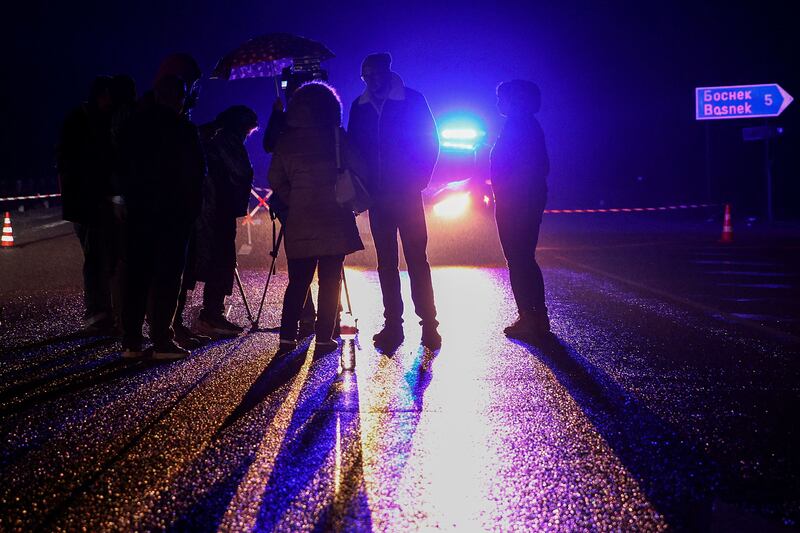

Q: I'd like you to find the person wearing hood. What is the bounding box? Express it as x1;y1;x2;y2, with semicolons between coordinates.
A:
268;81;365;355
191;105;258;338
490;80;551;341
347;53;441;351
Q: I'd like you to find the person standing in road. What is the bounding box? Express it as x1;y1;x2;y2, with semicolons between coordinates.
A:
116;74;205;360
263;74;320;339
192;105;259;339
491;80;551;341
347;53;441;350
268;81;364;355
57;76;120;335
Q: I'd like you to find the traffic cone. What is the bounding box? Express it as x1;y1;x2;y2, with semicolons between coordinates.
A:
1;211;14;248
719;204;733;243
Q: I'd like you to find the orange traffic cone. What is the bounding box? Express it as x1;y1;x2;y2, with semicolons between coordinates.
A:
1;211;14;248
719;204;733;243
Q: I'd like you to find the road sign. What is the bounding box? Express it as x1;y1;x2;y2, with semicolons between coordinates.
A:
695;83;793;120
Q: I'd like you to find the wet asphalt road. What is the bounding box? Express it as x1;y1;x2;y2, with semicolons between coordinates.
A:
1;208;799;531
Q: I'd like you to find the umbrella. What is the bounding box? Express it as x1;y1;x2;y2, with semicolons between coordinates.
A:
211;32;335;95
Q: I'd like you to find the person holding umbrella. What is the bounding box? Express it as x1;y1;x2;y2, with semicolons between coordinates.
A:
347;53;441;351
267;81;364;355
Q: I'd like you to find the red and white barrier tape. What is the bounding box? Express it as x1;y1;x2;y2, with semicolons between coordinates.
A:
0;193;61;202
544;203;715;214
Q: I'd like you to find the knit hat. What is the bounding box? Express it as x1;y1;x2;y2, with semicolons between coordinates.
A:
361;52;392;72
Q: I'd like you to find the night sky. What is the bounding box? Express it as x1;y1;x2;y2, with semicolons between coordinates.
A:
4;0;798;216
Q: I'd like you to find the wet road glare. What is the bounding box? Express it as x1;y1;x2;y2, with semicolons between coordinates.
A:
1;213;799;531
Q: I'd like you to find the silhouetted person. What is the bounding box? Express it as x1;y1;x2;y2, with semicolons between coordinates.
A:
268;82;365;355
347;53;441;350
263;78;319;338
149;54;212;349
116;74;205;359
57;75;120;335
192;105;258;338
491;80;551;340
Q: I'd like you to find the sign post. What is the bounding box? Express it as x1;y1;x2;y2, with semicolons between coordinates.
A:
696;83;793;222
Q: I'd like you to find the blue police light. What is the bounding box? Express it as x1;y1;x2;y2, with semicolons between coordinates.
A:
438;114;486;152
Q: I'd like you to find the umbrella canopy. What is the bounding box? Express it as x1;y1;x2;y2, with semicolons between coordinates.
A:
211;33;335;81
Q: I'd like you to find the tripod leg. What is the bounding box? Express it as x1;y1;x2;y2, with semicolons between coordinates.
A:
234;267;254;324
254;225;284;328
341;266;353;315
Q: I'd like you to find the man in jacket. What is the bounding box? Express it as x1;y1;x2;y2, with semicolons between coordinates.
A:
347;53;441;350
116;74;205;360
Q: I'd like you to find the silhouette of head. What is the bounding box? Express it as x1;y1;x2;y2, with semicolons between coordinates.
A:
154;74;187;114
497;79;541;117
216;105;259;140
88;75;114;113
156;53;201;112
361;52;393;98
287;81;342;128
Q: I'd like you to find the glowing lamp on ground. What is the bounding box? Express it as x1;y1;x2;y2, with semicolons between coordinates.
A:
433;192;471;219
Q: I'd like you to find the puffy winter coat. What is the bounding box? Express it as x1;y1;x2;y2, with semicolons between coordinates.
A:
268;117;364;260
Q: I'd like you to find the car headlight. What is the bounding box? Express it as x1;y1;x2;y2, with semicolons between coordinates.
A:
433;192;471;219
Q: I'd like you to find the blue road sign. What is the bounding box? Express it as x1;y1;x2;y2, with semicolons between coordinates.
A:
695;83;793;120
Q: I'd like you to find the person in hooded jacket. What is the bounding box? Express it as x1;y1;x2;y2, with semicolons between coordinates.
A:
191;105;259;338
347;53;441;351
268;81;365;355
490;80;551;341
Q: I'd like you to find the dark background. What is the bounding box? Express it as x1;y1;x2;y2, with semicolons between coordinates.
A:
2;0;798;217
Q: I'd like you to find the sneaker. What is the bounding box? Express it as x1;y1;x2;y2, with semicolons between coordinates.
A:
195;315;243;339
152;341;190;361
276;338;297;356
174;324;208;349
373;323;404;349
298;320;315;339
122;346;145;359
421;326;442;350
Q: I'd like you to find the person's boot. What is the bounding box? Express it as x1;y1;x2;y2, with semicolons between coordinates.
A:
195;313;243;339
421;323;442;350
152;340;190;361
373;322;404;350
173;323;209;349
276;338;297;356
531;307;551;338
503;311;537;341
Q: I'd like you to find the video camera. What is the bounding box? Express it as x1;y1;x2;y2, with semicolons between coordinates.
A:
280;57;329;98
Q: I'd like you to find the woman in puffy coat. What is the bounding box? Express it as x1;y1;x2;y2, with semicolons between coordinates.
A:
192;105;258;338
268;81;364;354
